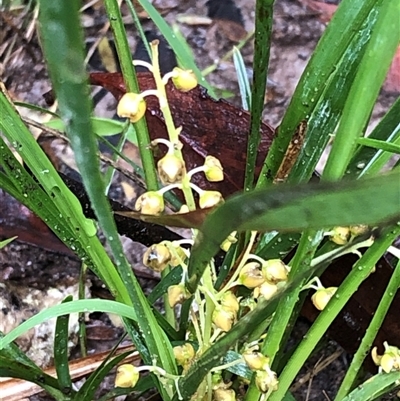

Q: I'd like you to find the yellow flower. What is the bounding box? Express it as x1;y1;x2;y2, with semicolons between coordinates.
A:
158;154;185;184
239;262;265;289
204;156;224;182
135;191;164;215
243;351;270;371
168;284;191;307
329;226;351;245
262;259;289;284
171;67;198;91
199;190;224;209
212;306;235;332
213;388;236;401
173;343;195;366
220;291;239;314
255;369;279;393
143;243;171;272
257;281;279;301
311;287;337;311
117;92;146;123
372;342;400;373
115;364;139;388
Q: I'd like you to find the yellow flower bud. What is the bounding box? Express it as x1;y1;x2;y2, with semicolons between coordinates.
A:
178;204;190;214
135;191;164;215
212;306;235;332
204;155;224;182
311;287;337;311
220;291;239;314
213;388;236;401
349;224;369;237
115;364;139;388
239;262;265;289
158;154;185;184
168;284;191;307
220;231;237;252
117;92;146;123
243;351;270;371
255;369;279;393
169;242;188;267
329;226;351;245
262;259;289;284
173;343;195;366
171;67;198;91
372;343;400;373
380;353;396;373
258;281;279;300
143;243;171;272
199;190;224;209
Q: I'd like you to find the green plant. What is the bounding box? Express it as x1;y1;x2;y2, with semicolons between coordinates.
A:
1;0;399;400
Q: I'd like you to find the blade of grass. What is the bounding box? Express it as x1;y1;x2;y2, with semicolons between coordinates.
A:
348;97;400;177
1;83;130;305
37;2;177;398
54;296;73;393
0;356;68;401
355;137;400;154
233;46;251;111
257;0;387;187
244;0;274;192
322;0;399;181
125;0;152;61
103;0;158;190
135;0;216;97
185;171;400;293
285;15;374;184
0;299;137;348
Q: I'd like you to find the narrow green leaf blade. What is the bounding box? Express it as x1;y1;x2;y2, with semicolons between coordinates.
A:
54;296;73;393
186;172;400;292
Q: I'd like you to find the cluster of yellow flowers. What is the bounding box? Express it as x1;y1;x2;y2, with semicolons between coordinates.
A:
238;257;290;302
243;348;279;395
117;43;225;216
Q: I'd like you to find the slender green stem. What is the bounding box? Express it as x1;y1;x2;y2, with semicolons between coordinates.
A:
202;268;216;348
244;229;323;401
335;257;400;400
78;263;88;358
356;137;400;155
162;267;176;327
103;0;158;191
150;42;196;210
125;0;152;61
244;0;274;192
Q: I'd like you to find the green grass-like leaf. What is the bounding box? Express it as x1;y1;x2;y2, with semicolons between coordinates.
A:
186;171;400;293
340;371;400;401
258;0;389;186
37;3;177;396
54;296;73;393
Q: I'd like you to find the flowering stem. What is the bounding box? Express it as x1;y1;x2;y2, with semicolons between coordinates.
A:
202;267;216;348
150;40;196;210
220;231;258;293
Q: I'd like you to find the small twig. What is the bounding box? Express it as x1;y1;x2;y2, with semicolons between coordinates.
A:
291;348;343;393
22;116;146;190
